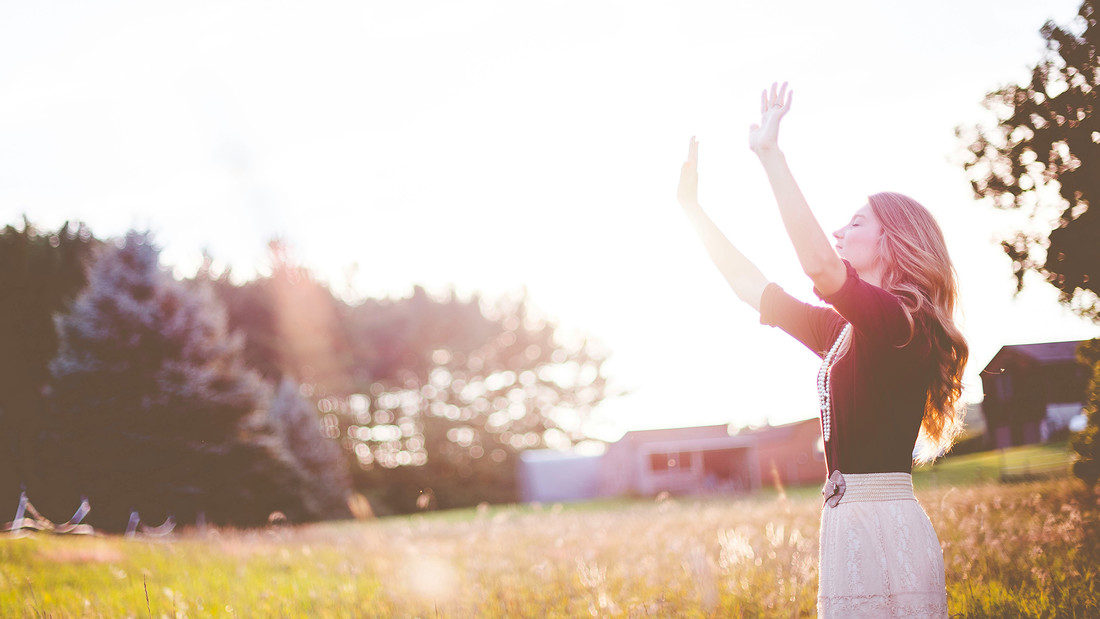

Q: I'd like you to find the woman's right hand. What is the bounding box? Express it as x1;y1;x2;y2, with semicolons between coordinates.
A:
677;136;699;208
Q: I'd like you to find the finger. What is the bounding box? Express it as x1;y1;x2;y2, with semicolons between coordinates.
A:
691;137;698;162
760;90;767;114
770;82;778;105
774;88;792;116
778;81;788;105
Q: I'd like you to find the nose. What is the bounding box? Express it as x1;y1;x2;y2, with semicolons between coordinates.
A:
832;226;844;240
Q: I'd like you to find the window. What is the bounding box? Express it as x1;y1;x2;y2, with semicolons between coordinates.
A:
649;451;695;473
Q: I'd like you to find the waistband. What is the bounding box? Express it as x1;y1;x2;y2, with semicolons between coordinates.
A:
831;472;915;504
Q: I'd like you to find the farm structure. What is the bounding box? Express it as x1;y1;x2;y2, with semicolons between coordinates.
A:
519;418;825;503
980;340;1089;448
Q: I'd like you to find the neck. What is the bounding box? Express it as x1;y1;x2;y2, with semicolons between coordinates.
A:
860;265;885;289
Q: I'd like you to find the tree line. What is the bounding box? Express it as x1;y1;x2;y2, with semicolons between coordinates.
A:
0;222;608;530
16;0;1100;532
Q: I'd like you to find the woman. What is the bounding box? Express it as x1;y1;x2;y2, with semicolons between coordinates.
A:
676;83;965;618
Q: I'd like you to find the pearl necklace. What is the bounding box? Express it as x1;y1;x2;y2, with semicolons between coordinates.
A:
817;323;851;442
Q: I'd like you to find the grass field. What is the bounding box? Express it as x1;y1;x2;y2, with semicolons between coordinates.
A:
914;440;1076;488
2;443;1098;618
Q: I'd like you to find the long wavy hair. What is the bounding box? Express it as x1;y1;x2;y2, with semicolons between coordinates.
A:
867;192;968;463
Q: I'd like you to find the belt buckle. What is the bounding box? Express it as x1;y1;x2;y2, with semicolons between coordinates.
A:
822;470;845;508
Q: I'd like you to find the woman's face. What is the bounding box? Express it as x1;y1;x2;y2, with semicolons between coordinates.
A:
833;204;884;279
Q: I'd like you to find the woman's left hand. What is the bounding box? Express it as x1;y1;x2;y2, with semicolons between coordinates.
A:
748;82;792;156
677;136;700;208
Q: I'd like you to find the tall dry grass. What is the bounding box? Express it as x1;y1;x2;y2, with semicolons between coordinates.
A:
1;478;1097;617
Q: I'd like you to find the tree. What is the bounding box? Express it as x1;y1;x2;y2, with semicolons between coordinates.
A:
269;378;352;519
960;1;1100;484
1073;339;1100;484
960;0;1100;319
0;219;98;517
47;232;311;528
205;235;612;514
205;240;356;394
339;287;610;513
212;252;612;514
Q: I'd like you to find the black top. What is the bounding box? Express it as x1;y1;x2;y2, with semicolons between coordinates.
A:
759;260;933;475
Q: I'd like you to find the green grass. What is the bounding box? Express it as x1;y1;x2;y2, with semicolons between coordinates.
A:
2;445;1098;618
914;440;1074;489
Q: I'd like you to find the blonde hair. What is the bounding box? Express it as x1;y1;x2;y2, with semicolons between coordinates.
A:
867;192;968;464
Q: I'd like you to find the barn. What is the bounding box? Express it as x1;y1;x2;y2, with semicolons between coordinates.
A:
981;340;1089;448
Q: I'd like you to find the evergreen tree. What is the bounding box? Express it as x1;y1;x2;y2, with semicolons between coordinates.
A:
0;219;97;517
48;231;308;528
269;378;352;519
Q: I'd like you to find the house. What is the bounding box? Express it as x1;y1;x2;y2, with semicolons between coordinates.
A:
597;424;759;497
517;418;826;503
980;340;1090;448
736;418;828;488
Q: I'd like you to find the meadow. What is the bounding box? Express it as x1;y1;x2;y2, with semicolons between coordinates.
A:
2;443;1098;618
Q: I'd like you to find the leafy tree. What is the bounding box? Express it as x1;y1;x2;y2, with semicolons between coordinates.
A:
1073;339;1100;484
0;219;98;517
211;247;611;514
960;0;1100;318
960;1;1100;484
205;240;355;394
47;232;311;528
340;287;609;513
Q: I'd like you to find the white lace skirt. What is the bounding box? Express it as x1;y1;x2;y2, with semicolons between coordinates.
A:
817;472;948;618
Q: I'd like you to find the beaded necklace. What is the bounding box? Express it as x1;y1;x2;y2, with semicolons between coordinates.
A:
817;323;851;442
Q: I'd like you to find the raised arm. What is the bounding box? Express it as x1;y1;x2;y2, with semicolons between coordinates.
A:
677;136;769;311
749;83;847;296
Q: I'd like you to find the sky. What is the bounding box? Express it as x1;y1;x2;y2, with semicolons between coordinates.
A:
2;0;1097;442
